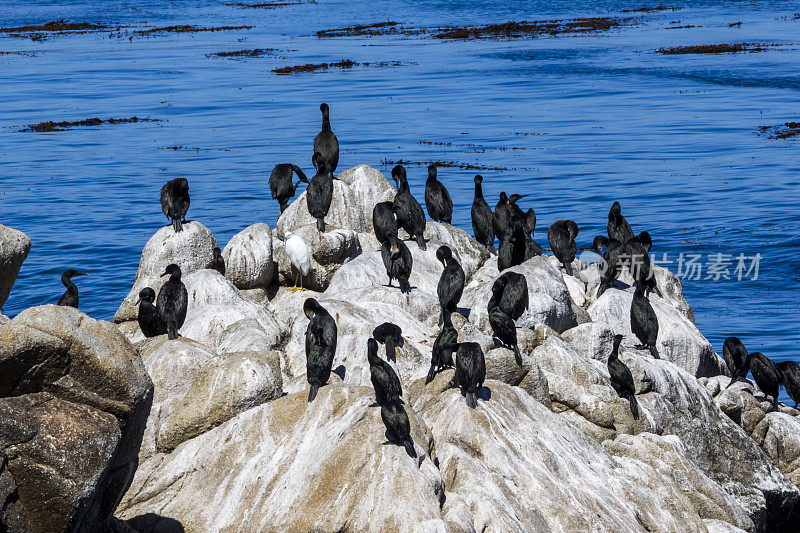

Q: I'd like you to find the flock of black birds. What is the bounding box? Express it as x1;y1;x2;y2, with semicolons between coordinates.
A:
47;101;800;459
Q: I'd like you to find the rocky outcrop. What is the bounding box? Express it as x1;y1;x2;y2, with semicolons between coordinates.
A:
222;223;275;289
0;305;153;532
0;224;31;310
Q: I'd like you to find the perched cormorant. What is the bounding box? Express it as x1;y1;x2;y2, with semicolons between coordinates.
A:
626;232;661;298
523;208;544;259
269;163;309;213
593;235;624;297
57;269;86;308
452;342;486;409
373;322;403;363
136;287;166;338
727;352;780;408
307;152;333;232
313;102;339;175
285;232;312;292
608;201;634;243
630;284;659;358
722;337;748;377
488;300;521;366
508;194;528;222
380;401;416;458
471;175;495;252
492;272;528;321
436;245;465;325
607;334;639;419
211;246;225;276
492;192;514;239
157;264;187;341
160;177;190;233
498;218;527;271
548;220;579;276
368;338;402;405
424;165;453;224
373;201;398;246
777;361;800;408
427;311;457;384
304;298;337;402
391;165;427;250
381;235;412;293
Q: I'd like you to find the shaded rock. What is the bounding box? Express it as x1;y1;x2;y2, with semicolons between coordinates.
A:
222;223;274;289
115;222;218;323
423;222;490;282
0;305;153;532
216;318;275;354
0;224;31;310
272;227;361;292
118;386;444;531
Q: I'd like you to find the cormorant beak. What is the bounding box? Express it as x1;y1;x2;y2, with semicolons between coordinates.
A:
161;271;170;278
135;298;142;306
77;272;87;277
391;246;400;259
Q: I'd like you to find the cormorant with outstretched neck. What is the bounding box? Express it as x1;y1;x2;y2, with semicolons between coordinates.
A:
372;201;398;246
437;246;464;325
136;288;166;337
727;352;780;408
391;165;427;250
488;283;522;366
722;337;748;376
452;342;486;409
368;338;402;405
157;264;187;340
593;235;623;297
160;178;190;233
471;175;495;252
523;208;544;258
548;220;579;276
777;361;800;408
57;269;86;308
211;247;225;276
314;103;339;175
269;163;308;213
373;322;403;363
424;165;452;224
626;231;661;298
608;201;634;243
381;235;412;293
498;218;527;271
508;193;528;222
307;152;333;232
630;284;659;358
427;311;457;384
381;401;416;458
493;272;528;321
304;298;337;402
607;334;639;419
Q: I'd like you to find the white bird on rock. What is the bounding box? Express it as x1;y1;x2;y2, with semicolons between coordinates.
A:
285;231;312;292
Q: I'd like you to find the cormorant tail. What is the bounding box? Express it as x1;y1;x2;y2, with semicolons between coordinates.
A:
386;338;396;362
172;218;183;233
308;384;319;403
649;345;660;359
466;391;477;409
513;344;522;367
596;280;610;297
653;284;663;298
316;217;325;232
415;235;427;251
279;200;288;214
167;321;178;341
628;394;640;419
399;279;411;294
563;262;573;276
403;439;417;459
425;365;436;385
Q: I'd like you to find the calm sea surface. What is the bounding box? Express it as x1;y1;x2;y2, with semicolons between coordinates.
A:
1;1;798;396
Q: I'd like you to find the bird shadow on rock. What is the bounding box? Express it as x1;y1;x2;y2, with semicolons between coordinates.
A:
476;386;492;402
124;513;185;533
332;364;346;380
456;306;471;319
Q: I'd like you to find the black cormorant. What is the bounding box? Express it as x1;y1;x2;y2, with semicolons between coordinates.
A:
498;218;527;272
157;264;188;341
608;201;634;243
722;337;748;377
373;322;403;363
304;298;337;402
727;352;780;408
523;208;544;258
427;311;457;384
391;165;427;250
493;192;513;239
547;220;579;276
626;232;661;298
380;401;416;458
436;245;465;325
307;152;334;232
492;272;528;321
313;102;339;175
607;334;639;419
136;287;166;338
630;284;659;358
452;342;486;409
160;178;190;233
471;175;495;252
488;300;521;366
269;163;309;214
57;269;86;308
593;235;623;297
777;361;800;408
373;201;398;246
381;235;412;293
211;246;225;276
424;165;452;224
368;337;402;405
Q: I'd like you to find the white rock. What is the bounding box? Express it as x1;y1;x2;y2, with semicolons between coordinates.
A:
222;223;274;289
273;227;361;292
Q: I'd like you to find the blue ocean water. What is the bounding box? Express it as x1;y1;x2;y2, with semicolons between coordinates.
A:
1;1;798;393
